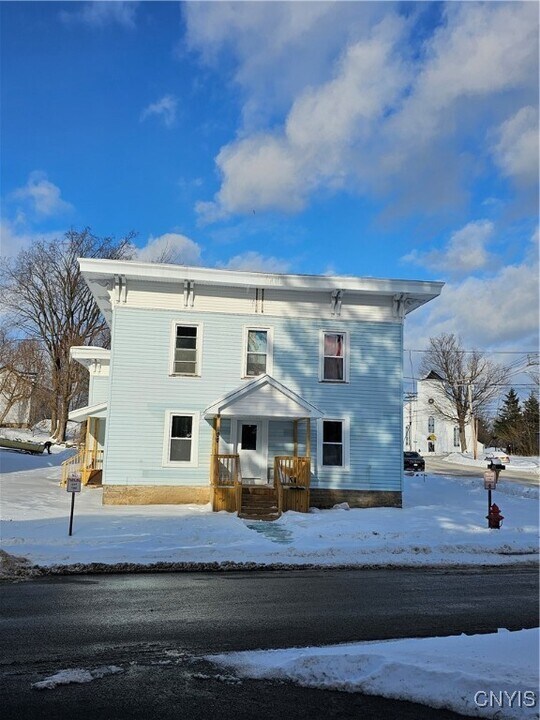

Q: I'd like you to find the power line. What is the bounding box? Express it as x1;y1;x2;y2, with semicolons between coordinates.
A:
404;348;539;355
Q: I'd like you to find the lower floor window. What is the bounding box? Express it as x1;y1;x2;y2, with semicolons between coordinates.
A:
322;420;344;467
166;413;199;465
453;426;460;447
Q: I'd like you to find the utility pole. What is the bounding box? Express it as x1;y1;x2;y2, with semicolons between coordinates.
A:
467;381;478;460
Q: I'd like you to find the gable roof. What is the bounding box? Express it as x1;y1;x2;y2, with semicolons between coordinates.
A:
203;374;324;419
422;370;445;382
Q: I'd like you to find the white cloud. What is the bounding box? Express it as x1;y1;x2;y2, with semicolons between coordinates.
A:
185;2;388;130
140;95;179;129
0;219;62;258
403;220;495;276
134;233;202;265
405;231;539;350
60;2;137;29
219;251;291;273
11;172;72;217
190;2;538;221
492;106;539;186
198;14;408;219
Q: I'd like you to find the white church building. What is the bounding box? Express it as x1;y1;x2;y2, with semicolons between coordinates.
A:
404;371;482;456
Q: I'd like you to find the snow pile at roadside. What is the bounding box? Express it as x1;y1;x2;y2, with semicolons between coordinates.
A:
32;665;123;690
1;452;538;569
207;629;540;719
444;452;539;473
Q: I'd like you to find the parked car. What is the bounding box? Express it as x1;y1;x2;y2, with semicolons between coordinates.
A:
484;449;510;464
404;451;426;472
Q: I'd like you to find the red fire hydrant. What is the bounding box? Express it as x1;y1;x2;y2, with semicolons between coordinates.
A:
487;503;504;529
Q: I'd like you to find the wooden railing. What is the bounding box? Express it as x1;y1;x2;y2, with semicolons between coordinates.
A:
61;447;104;486
274;456;311;513
211;453;241;486
61;449;85;486
274;456;310;488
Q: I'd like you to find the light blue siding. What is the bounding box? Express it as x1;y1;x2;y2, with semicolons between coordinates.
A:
89;375;109;406
103;307;403;491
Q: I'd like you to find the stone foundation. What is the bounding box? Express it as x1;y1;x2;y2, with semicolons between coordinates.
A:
103;485;210;505
309;489;402;509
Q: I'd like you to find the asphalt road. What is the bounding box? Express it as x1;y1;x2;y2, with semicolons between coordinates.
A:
424;455;539;485
1;568;538;719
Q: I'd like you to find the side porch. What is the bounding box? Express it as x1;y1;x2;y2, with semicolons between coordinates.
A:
61;404;106;486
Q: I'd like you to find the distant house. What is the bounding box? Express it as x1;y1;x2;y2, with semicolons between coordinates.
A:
404;371;483;455
65;259;443;518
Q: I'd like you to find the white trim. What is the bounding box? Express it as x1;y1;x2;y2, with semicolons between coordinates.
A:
317;417;350;470
68;402;108;422
168;321;204;377
70;346;111;370
318;329;350;383
78;257;445;297
241;325;273;378
162;410;200;467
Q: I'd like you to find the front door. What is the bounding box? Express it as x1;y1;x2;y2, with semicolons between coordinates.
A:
237;420;267;483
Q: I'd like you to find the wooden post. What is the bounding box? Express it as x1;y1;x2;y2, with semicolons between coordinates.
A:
293;420;298;458
305;417;311;457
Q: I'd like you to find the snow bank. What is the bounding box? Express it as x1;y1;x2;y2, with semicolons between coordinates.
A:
32;665;123;690
207;629;540;719
444;452;539;473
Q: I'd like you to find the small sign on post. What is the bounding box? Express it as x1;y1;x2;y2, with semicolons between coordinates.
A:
67;473;81;536
483;470;497;490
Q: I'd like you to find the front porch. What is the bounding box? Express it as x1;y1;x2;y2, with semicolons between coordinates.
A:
206;375;321;519
211;444;312;519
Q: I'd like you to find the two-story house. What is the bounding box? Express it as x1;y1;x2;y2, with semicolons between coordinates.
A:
64;259;443;519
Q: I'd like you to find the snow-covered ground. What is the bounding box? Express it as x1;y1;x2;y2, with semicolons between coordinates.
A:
444;451;539;473
1;439;538;571
207;628;540;720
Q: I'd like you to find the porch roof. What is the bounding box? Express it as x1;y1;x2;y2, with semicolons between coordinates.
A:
68;401;108;422
203;374;323;419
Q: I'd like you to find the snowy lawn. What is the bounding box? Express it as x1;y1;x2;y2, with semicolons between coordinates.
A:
1;444;538;570
206;628;540;720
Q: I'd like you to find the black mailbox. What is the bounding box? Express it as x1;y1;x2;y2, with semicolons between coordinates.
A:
487;460;505;471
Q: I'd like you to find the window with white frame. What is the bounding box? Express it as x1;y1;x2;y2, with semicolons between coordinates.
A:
164;412;199;465
244;328;272;377
318;419;349;468
453;426;460;447
428;416;435;433
320;331;348;382
172;324;200;376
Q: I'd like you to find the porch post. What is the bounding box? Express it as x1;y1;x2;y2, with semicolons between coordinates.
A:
293;419;298;457
211;414;221;484
305;417;311;457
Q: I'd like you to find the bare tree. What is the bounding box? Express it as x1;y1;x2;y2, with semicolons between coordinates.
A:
419;333;508;452
0;330;42;426
0;228;134;441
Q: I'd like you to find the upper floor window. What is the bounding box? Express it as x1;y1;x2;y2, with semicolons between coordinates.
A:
428;416;435;433
163;411;199;467
243;328;272;377
172;324;200;376
319;331;349;382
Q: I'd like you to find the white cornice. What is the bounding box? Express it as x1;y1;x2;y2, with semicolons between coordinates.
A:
70;346;110;370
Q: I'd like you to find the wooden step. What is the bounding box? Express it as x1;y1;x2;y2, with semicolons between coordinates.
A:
239;484;280;520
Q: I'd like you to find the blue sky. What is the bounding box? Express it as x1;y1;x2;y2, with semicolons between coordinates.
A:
1;1;538;361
